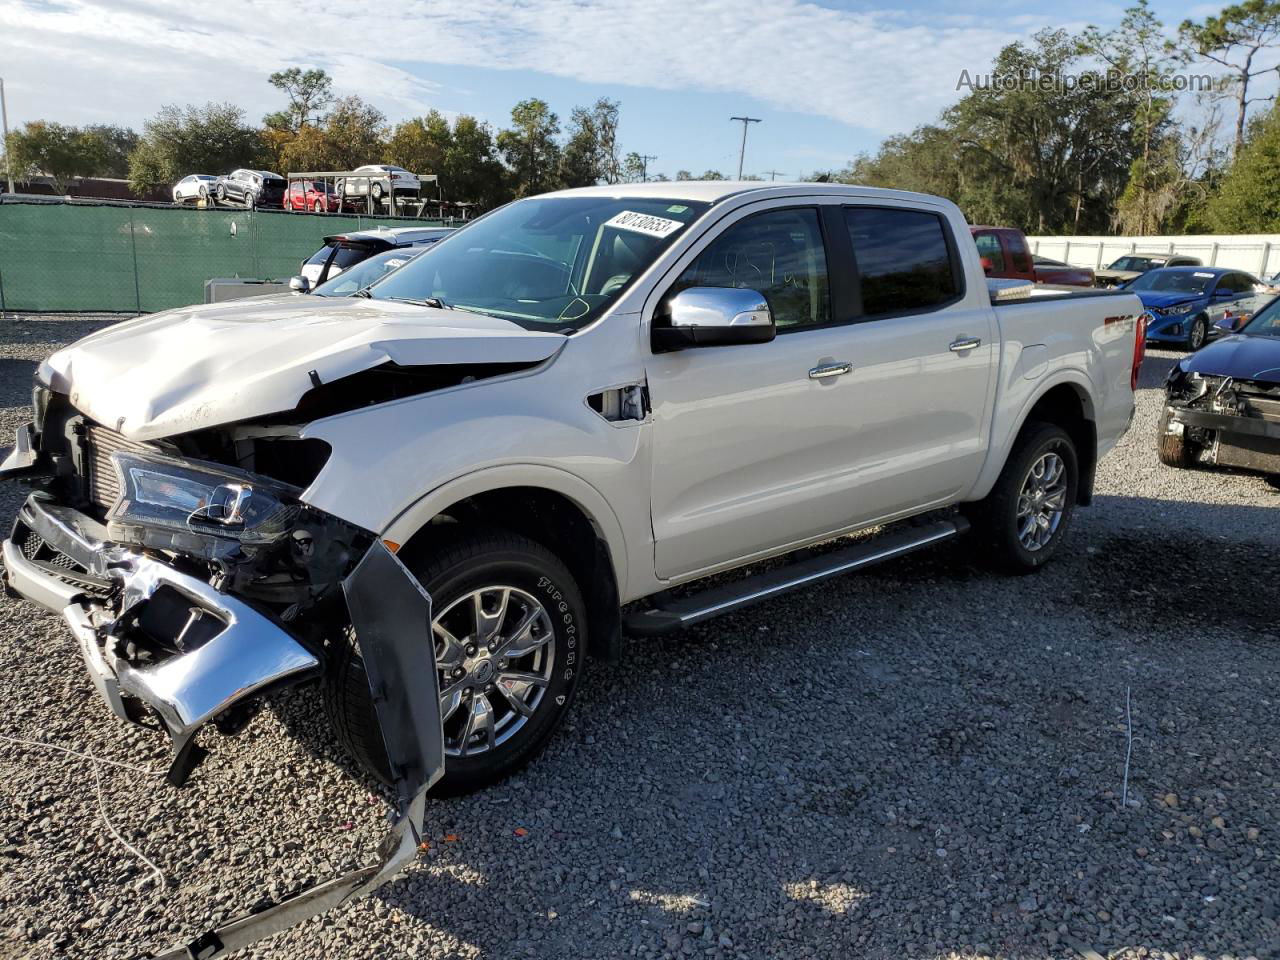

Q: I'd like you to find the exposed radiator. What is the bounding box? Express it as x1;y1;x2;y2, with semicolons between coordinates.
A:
84;425;154;511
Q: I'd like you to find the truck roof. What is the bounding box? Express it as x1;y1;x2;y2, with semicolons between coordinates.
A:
544;180;952;207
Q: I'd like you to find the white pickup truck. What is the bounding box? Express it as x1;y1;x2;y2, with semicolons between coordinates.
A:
0;182;1144;955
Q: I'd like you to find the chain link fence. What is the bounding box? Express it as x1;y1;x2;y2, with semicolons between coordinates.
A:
0;198;458;313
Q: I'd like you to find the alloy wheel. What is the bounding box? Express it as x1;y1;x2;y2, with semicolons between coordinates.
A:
1016;451;1068;551
433;586;556;757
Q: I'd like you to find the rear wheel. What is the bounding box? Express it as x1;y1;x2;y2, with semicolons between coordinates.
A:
324;530;586;796
313;199;324;213
964;422;1078;574
371;182;384;201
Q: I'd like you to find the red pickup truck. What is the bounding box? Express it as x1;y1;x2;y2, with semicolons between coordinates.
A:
970;226;1095;287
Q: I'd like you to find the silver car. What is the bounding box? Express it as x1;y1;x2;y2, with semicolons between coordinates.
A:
337;164;421;202
172;174;218;204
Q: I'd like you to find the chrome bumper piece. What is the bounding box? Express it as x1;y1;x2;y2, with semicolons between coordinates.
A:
2;492;445;959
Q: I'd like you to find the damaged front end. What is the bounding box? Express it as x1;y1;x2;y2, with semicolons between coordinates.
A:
0;387;443;959
1164;367;1280;473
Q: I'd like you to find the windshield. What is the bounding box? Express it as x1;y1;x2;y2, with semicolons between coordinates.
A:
1110;256;1163;272
313;248;423;297
1129;270;1215;295
1241;296;1280;337
365;195;710;330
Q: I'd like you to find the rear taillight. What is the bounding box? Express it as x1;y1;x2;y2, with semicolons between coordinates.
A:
1131;314;1147;391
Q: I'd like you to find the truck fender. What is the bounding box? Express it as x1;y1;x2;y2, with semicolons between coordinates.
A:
968;369;1097;504
380;463;631;609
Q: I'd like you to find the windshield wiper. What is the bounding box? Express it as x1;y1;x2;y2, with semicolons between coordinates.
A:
354;288;373;298
386;296;453;310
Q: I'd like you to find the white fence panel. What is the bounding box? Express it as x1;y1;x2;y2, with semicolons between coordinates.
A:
1027;234;1280;277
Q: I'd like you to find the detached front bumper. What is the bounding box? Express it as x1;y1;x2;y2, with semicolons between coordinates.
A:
1164;403;1280;473
2;488;445;959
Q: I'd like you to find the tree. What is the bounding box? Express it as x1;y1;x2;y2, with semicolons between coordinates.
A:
1178;0;1280;154
1080;1;1180;233
446;115;511;208
266;67;334;132
82;125;139;179
1205;103;1280;229
6;122;86;192
385;110;452;178
497;99;562;197
128;102;262;194
5;121;139;191
322;96;386;169
560;99;620;188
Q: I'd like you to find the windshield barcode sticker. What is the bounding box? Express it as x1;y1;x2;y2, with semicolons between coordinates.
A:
605;211;684;238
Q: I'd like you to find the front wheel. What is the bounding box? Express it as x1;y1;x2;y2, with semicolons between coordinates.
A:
313;200;324;213
324;530;587;796
1188;314;1209;351
1156;408;1198;468
963;421;1078;574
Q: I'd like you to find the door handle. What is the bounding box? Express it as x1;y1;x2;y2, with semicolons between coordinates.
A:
949;337;982;353
809;362;852;380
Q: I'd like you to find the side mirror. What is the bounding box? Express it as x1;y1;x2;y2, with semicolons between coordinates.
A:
289;275;311;293
652;287;775;351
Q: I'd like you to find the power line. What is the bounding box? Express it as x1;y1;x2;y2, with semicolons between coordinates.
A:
760;170;786;181
638;154;658;182
730;116;761;180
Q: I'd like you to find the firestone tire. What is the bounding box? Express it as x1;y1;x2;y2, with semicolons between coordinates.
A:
963;421;1078;575
324;530;587;797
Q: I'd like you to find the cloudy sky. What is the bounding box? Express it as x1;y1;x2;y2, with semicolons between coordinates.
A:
0;0;1230;178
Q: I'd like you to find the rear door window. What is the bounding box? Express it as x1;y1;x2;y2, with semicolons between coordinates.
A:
845;207;961;316
973;232;1005;273
1006;232;1032;273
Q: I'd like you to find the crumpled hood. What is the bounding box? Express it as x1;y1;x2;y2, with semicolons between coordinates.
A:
1181;333;1280;382
39;297;566;440
1137;291;1205;311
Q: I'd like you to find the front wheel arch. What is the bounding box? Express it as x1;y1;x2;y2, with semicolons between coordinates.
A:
397;484;624;663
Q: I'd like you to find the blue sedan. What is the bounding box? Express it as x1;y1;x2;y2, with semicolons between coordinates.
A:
1129;266;1263;350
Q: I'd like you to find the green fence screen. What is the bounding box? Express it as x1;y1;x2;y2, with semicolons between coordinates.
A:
0;199;456;313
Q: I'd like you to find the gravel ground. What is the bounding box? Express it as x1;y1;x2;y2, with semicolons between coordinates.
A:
0;315;1277;960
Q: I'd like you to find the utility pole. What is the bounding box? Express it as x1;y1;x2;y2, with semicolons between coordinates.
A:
761;169;785;181
730;116;761;180
0;78;12;195
638;154;657;182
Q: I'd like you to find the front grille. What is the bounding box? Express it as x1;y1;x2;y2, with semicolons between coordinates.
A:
84;425;155;511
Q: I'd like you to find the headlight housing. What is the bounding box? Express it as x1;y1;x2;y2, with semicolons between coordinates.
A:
106;451;300;554
1168;302;1196;316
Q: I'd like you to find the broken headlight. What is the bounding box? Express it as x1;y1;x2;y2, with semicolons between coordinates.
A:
107;451;300;549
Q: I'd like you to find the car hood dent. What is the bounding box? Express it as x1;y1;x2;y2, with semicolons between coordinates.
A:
39;297;566;440
1181;334;1280;381
1137;292;1205;310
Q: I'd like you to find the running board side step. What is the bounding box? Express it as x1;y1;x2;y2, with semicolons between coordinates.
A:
624;517;968;637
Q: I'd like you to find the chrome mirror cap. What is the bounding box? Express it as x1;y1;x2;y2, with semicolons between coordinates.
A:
653;287;775;350
288;275;311;293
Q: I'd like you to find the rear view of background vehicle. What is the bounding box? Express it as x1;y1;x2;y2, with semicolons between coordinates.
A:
302;247;426;296
296;225;453;287
214;169;287;208
1096;252;1202;288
